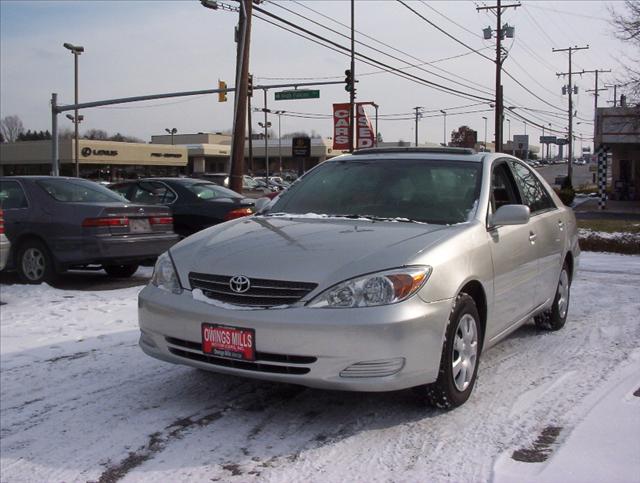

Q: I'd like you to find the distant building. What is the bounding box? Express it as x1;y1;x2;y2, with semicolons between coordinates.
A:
594;106;640;201
0;132;340;179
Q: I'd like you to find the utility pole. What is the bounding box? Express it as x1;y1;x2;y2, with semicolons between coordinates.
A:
247;94;253;174
582;69;611;112
349;0;356;152
554;44;589;188
477;0;520;153
413;107;423;146
230;0;252;193
605;84;620;106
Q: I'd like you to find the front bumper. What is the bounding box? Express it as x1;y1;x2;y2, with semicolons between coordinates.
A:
53;233;179;267
138;284;453;392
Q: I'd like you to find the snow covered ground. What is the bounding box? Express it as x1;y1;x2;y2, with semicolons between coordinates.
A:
1;253;639;482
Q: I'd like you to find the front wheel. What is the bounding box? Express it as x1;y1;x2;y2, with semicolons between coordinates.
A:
534;262;570;331
422;293;482;409
103;263;139;278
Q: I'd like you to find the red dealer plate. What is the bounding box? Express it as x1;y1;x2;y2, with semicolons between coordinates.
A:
201;324;255;361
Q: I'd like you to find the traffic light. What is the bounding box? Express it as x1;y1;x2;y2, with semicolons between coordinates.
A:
344;69;353;92
247;74;254;98
218;80;227;102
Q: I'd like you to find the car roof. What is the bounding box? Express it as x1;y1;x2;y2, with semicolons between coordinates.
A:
335;147;492;163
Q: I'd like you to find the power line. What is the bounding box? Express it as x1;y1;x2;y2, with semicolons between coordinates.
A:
252;5;494;102
271;1;495;97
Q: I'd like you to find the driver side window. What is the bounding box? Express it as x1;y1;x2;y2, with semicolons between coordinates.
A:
490;162;522;213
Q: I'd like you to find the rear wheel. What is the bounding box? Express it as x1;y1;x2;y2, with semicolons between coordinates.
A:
17;239;56;284
103;263;139;278
534;262;570;331
423;293;481;409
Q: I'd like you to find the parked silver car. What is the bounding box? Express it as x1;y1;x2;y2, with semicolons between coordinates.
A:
0;209;10;271
139;147;579;408
0;177;179;284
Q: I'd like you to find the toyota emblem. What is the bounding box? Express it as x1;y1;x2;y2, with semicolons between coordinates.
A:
229;275;251;293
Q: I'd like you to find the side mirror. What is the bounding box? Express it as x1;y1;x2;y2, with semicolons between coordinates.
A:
488;204;530;227
254;197;271;213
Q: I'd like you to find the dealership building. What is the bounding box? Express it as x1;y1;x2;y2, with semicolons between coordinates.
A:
0;132;340;179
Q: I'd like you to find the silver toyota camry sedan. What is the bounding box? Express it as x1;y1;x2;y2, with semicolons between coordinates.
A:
138;147;579;408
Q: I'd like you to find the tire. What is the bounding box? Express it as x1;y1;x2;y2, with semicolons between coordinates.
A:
423;293;482;409
17;239;56;284
103;263;139;278
534;262;570;331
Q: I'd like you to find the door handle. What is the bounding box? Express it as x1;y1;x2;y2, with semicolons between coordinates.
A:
558;220;564;231
529;231;537;244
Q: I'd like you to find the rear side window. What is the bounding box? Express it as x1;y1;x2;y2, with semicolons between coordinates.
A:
131;182;176;205
109;184;132;200
0;180;29;209
37;179;126;203
509;161;556;214
187;183;242;200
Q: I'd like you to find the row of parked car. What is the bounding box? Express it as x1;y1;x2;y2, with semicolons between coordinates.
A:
0;175;265;283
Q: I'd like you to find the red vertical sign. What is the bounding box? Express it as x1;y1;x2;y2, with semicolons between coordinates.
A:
332;103;351;150
356;103;375;149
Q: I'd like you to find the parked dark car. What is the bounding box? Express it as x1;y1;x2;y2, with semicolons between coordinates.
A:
0;176;179;284
192;172;275;199
108;178;255;238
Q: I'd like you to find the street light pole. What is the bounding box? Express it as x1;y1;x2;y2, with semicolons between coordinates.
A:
482;116;488;151
64;42;84;177
274;110;285;174
440;110;447;146
165;127;177;145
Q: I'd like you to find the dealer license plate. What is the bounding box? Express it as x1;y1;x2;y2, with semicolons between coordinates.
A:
129;218;151;233
201;324;255;361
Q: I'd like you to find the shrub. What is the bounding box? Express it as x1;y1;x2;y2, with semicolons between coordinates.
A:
554;187;575;206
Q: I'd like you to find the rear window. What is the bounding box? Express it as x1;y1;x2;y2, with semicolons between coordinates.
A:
269;158;482;225
37;179;127;203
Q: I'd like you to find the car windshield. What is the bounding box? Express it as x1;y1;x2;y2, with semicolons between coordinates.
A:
186;183;242;200
267;159;482;225
37;178;128;203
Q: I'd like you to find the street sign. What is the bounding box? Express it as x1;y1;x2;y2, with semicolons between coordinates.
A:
513;134;529;153
275;90;320;101
292;137;311;158
540;135;557;144
556;138;570;145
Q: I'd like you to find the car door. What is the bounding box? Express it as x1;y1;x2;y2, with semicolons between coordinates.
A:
486;161;540;340
509;160;564;308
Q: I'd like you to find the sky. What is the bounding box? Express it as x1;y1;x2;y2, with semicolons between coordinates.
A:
0;0;634;151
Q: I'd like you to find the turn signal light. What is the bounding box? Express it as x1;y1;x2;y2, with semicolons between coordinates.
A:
224;208;253;221
82;217;129;227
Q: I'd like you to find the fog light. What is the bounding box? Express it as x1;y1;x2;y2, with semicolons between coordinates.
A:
339;358;405;378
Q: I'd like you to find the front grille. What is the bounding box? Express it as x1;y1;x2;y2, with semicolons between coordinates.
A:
165;336;317;365
165;336;315;375
189;272;318;308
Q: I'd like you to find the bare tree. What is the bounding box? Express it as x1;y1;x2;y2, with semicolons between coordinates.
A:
83;128;109;140
0;115;25;142
610;1;640;103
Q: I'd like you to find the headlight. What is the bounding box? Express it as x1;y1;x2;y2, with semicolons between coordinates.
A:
307;266;431;308
151;251;182;294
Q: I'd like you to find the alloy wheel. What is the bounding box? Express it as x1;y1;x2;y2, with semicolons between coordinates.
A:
557;268;570;319
22;248;46;282
452;313;478;392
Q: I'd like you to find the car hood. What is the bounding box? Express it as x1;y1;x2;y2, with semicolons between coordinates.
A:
171;215;467;292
